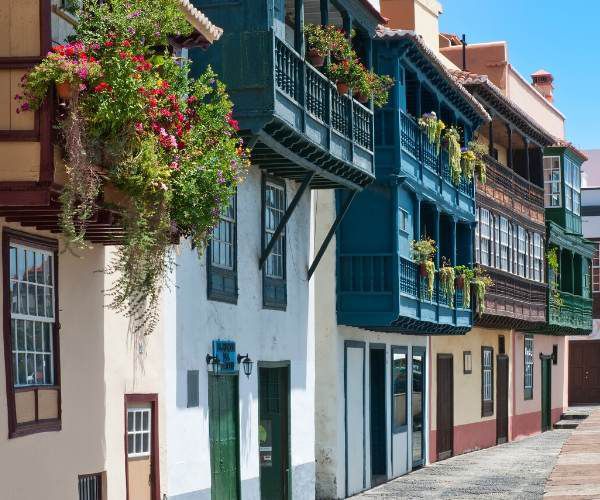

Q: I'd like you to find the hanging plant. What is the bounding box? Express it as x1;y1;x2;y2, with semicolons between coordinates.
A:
468;140;488;183
17;0;250;334
411;237;436;300
460;147;476;182
454;265;474;308
472;267;493;314
439;258;455;307
546;247;563;308
354;69;394;108
304;24;351;67
444;126;462;185
418;112;445;153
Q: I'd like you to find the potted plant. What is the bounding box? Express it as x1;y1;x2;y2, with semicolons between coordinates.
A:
472;267;493;314
468;140;488;183
354;69;394;107
17;0;250;335
454;265;474;308
460;147;476;181
418;112;445;153
304;23;352;67
326;57;363;95
444;126;462;185
546;247;563;308
439;257;455;307
411;237;436;299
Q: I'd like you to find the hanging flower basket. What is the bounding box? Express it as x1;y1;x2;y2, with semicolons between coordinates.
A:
419;262;429;278
455;274;464;290
336;82;349;94
56;81;74;100
354;91;369;104
307;48;325;68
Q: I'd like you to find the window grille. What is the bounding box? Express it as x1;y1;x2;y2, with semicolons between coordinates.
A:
127;408;151;458
78;474;101;500
524;335;534;400
264;182;285;279
593;243;600;293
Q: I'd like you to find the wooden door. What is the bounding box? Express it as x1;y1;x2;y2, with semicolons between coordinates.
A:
209;374;240;500
125;395;159;500
569;341;600;404
496;355;509;444
369;348;387;485
412;348;426;468
259;366;290;500
541;358;552;432
436;354;453;461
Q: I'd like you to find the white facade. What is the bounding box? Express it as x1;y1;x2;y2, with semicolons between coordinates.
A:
163;166;316;499
313;191;429;500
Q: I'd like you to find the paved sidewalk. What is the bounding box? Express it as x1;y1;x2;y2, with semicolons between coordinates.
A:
544;409;600;499
354;430;571;499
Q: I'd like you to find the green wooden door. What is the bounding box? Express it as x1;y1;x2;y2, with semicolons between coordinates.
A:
209;374;240;500
541;358;552;432
259;366;290;500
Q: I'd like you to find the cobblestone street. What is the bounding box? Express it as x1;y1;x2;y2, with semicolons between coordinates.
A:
353;430;571;499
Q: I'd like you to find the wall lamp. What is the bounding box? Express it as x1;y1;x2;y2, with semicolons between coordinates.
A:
205;354;222;374
237;354;254;378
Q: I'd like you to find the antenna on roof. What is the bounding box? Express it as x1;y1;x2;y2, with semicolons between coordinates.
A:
461;34;467;71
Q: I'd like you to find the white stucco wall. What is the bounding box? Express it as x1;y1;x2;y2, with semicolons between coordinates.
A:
163;166;315;499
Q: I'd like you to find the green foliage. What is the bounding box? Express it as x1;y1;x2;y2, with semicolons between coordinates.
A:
422;260;436;300
444;126;462;185
468;140;488;183
354;70;394;108
304;23;351;59
546;247;563;308
439;258;455;307
418;112;445;153
411;237;436;263
18;0;248;334
454;265;475;308
472;267;493;314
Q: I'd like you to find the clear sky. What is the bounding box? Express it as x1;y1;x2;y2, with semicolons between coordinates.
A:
438;0;600;150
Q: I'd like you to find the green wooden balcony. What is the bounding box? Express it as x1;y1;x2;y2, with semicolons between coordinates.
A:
548;291;592;334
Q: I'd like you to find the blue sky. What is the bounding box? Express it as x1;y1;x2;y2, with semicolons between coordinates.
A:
439;1;600;150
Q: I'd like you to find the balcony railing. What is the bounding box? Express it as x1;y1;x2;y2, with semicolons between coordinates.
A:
481;154;544;208
399;110;473;197
274;37;373;154
549;291;593;331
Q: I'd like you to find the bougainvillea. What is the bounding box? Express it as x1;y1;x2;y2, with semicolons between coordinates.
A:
17;0;249;334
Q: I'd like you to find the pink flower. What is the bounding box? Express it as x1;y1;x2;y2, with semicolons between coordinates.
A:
169;162;180;170
135;122;144;133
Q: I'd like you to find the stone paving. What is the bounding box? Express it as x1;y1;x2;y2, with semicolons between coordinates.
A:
353;430;571;499
544;409;600;499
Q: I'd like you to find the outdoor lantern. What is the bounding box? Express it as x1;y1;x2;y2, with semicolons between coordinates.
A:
205;354;222;374
237;354;253;378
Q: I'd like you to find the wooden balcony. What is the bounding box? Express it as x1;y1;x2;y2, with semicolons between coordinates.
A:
545;292;593;335
476;154;545;230
337;254;472;334
475;267;546;329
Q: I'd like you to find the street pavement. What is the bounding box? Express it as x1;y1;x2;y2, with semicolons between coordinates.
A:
353;430;571;499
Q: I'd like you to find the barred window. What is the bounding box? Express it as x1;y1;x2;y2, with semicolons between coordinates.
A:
593;243;600;293
211;194;236;270
480;208;491;266
500;217;509;272
544;156;561;208
482;349;492;401
524;335;534;400
264;182;286;279
10;244;55;387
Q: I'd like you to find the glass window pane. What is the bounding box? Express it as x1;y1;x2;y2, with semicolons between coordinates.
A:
43;322;51;352
17;320;25;350
26;353;34;384
26;321;34;350
45;288;54;318
128;411;134;432
11;281;18;313
143;410;149;431
35;321;43;351
10;247;16;280
135;411;142;431
28;283;36;315
142;433;149;453
44;354;52;384
37;286;45;317
135;433;142;453
128;434;134;454
392;351;407;430
35;354;44;383
13;353;18;385
35;252;43;284
19;281;27;314
17;247;25;281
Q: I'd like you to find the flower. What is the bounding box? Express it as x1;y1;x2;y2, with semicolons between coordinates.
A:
169;161;180;170
94;82;112;93
104;41;114;47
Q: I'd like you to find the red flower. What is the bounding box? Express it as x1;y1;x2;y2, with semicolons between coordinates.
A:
148;97;158;108
161;109;172;118
94;82;112;93
119;51;127;60
104;41;114;47
122;40;131;48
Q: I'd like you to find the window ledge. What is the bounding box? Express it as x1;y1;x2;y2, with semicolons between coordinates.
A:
52;5;78;26
10;418;61;439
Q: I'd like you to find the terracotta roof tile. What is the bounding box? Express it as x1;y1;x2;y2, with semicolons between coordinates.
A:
177;0;223;44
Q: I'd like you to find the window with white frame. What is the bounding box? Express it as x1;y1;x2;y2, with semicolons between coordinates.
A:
210;194;236;270
494;215;500;269
534;233;543;282
517;226;527;278
500;217;509;272
524;335;534;400
399;208;409;233
480;208;491;266
264;182;285;279
564;158;573;211
10;244;55;387
127;407;151;457
544;156;561;208
512;222;518;275
482;347;493;416
475;209;480;264
568;158;581;216
593;243;600;293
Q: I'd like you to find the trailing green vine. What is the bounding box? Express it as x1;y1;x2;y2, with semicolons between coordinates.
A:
411;237;436;300
468;140;488;183
546;247;563;308
439;258;455;307
444;126;462;185
472;266;493;314
18;0;250;334
418;112;445;153
454;265;474;308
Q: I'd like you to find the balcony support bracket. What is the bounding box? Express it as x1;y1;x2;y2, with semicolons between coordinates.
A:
259;171;315;270
308;189;358;280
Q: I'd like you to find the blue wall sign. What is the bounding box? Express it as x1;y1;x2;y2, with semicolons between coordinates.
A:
212;339;237;373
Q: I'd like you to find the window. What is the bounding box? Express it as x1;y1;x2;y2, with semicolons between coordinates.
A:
399;208;409;233
479;208;491;266
463;351;472;374
392;348;407;431
78;473;102;500
475;209;480;264
494;215;500;269
533;233;543;282
544;156;561;207
4;230;60;438
524;335;534;400
208;193;237;303
573;162;581;216
127;407;151;457
517;226;527;278
263;178;287;309
564;158;573;211
61;0;81;14
500;217;509;271
593;243;600;293
481;347;494;416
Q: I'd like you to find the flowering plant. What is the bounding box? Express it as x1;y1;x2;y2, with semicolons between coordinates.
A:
18;0;249;333
304;24;352;60
418;112;445;153
354;69;394;108
444;126;462;185
411;237;436;299
326;57;365;88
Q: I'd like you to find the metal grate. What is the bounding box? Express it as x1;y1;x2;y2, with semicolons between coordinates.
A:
78;474;101;500
353;102;373;150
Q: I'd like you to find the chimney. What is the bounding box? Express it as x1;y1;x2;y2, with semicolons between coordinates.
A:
531;69;554;103
380;0;443;52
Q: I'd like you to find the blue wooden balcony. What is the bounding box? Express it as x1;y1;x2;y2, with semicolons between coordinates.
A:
337;254;472;334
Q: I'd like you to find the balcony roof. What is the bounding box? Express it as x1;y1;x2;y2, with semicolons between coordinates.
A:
176;0;223;46
551;139;589;162
375;28;491;124
451;69;556;147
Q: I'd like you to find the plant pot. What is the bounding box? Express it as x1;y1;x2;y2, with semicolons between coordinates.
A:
308;49;325;68
419;262;429;278
56;82;73;100
336;82;349;95
354;92;369;104
455;275;464;290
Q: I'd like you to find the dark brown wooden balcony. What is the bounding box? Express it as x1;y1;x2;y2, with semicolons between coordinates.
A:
476;267;547;329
